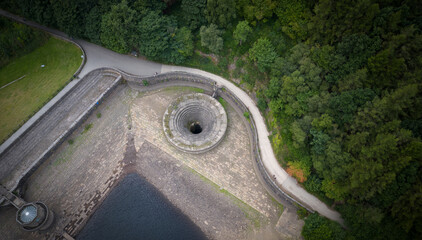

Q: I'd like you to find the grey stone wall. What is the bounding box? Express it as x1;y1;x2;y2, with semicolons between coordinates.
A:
120;69;314;212
16;73;122;189
1;66;313;212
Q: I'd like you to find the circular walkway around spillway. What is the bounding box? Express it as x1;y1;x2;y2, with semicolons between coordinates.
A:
163;93;227;154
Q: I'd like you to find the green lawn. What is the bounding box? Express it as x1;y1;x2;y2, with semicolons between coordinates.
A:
0;37;82;143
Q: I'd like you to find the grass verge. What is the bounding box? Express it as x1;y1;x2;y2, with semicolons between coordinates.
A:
0;37;82;143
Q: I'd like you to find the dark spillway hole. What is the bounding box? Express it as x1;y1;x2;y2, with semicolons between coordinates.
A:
189;122;202;134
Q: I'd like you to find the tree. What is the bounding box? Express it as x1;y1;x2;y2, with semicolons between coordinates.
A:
274;0;312;40
248;37;277;72
309;0;380;44
164;27;194;64
236;0;276;24
100;0;136;53
233;20;252;45
200;24;224;53
132;0;166;14
174;27;194;58
328;89;375;127
51;0;94;37
391;182;422;233
85;6;102;44
205;0;236;28
135;10;179;63
302;213;346;240
367;48;406;89
181;0;206;30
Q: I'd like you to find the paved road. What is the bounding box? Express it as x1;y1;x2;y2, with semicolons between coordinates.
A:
0;9;343;224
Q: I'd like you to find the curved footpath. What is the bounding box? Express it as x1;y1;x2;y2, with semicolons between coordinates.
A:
0;9;342;224
161;66;343;224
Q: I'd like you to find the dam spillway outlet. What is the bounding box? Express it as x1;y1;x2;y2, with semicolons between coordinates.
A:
163;93;227;154
189;122;202;134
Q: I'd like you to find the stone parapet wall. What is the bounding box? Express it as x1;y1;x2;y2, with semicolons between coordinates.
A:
1;66;313;212
121;69;314;212
16;73;122;190
1;69;121;206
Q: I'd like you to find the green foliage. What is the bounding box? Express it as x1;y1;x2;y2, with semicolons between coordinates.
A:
68;139;74;145
248;38;277;72
367;47;406;89
100;0;136;53
82;123;93;134
0;37;82;143
328;88;375;127
0;17;48;67
51;0;93;37
96;112;102;118
243;111;250;120
181;0;206;30
302;213;346;240
217;97;228;109
257;97;267;112
84;6;102;44
297;207;309;219
2;0;421;238
233;21;252;45
200;24;224;53
205;0;236;28
310;0;380;44
172;27;194;60
135;11;174;59
304;175;322;193
274;0;312;40
236;0;276;25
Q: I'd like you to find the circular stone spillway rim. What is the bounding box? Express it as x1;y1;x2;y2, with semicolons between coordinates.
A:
163;93;228;154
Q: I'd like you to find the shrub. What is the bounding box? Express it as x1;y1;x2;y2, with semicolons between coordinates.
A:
243;111;250;120
257;97;267;111
302;213;346;240
82;123;93;134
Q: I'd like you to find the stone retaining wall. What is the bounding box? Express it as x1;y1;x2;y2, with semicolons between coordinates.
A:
116;69;314;212
0;69;121;206
16;73;122;190
1;66;313;213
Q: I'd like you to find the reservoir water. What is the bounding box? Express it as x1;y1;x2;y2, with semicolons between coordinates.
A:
77;173;207;240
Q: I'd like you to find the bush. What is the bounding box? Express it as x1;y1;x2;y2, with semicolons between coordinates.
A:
218;57;228;70
302;213;346;240
243;111;250;120
236;59;245;69
96;112;102;118
297;207;309;219
257;97;267;111
304;174;322;193
82;123;93;134
242;73;255;86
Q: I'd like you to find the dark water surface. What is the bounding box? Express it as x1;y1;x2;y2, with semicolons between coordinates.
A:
77;173;207;240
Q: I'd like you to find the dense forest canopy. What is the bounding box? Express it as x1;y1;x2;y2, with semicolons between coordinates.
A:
0;0;421;239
